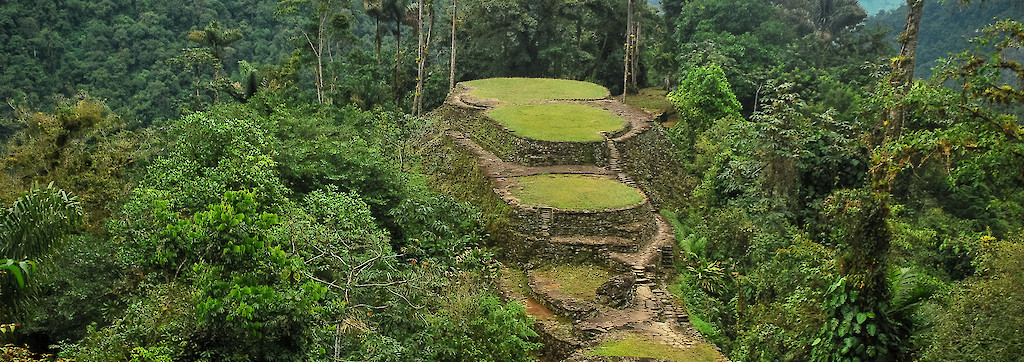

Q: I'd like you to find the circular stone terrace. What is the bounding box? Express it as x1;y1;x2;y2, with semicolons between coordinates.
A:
510;174;643;211
488;103;627;142
462;78;627;143
444;77;724;360
461;77;610;105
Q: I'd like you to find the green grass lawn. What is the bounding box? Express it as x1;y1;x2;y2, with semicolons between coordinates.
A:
463;78;608;104
588;335;720;361
622;88;672;114
512;174;643;210
535;264;614;301
487;103;626;142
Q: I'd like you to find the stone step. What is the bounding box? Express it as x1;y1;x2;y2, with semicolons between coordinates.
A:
539;208;553;237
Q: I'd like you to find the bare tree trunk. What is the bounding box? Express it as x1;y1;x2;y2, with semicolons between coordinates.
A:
414;0;425;115
449;0;457;92
631;20;640;92
623;0;633;99
303;14;328;104
394;13;403;106
375;18;382;59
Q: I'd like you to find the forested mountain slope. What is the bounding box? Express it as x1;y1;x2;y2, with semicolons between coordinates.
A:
1;0;1023;360
0;0;292;123
868;0;1024;76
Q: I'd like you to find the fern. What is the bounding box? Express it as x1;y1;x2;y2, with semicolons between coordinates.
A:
0;182;83;260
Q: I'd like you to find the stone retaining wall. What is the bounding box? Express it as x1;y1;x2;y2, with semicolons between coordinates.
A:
615;124;690;209
465;111;619;167
527;271;599;322
513;200;655;241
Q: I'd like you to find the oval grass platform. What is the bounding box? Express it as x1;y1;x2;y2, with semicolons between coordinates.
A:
463;78;608;104
487;103;627;142
511;174;644;210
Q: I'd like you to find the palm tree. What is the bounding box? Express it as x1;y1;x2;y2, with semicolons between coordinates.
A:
364;0;385;58
385;0;412;104
814;0;867;40
186;21;244;76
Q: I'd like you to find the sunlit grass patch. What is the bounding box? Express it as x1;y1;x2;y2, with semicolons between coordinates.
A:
535;264;614;301
487;103;626;142
622;87;672;114
464;78;608;104
511;174;643;210
588;335;720;361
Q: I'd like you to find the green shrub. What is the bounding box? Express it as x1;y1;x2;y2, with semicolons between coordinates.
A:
667;64;741;153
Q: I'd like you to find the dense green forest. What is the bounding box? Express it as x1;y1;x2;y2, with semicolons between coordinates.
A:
2;0;1023;360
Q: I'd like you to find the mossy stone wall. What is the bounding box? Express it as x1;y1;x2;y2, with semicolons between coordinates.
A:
465;111;618;167
616;125;691;209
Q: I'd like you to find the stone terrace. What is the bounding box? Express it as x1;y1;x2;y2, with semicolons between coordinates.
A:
446;79;726;361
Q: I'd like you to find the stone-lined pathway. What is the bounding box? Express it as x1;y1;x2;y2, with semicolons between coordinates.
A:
448;84;726;361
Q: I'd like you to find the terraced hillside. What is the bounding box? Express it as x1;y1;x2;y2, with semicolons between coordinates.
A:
425;78;724;361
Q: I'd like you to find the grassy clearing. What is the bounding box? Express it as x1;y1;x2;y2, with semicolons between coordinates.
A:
512;174;643;210
535;264;614;301
622;88;672;114
464;78;608;104
502;267;569;324
487;103;627;142
623;87;679;127
588;335;720;361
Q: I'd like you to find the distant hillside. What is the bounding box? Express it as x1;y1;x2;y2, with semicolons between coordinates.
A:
859;0;904;15
867;0;1024;78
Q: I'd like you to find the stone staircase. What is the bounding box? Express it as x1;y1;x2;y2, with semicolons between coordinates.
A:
445;83;723;361
540;207;553;237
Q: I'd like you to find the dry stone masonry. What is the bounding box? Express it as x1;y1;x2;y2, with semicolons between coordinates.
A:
445;80;725;361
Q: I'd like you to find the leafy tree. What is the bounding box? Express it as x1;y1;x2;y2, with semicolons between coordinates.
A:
1;95;149;229
139;106;287;214
276;0;355;104
667;63;741;152
922;239;1024;360
390;193;482;264
187;20;244;68
813;0;868;40
811;189;904;361
416;293;540;361
670;0;797;106
453;0;630;91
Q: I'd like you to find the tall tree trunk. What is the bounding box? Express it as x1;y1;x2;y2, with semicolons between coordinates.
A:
307;13;328;104
885;0;924;144
375;18;382;59
632;20;641;92
414;0;425;115
623;0;634;98
590;33;610;81
449;0;457;92
394;14;403;106
874;0;924;193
